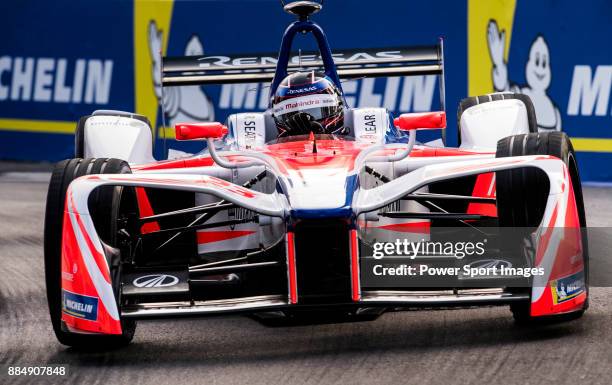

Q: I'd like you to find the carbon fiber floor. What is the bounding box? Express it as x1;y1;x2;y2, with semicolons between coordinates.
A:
0;171;611;385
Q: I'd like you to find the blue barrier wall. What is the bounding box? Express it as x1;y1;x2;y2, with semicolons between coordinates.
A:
0;0;610;181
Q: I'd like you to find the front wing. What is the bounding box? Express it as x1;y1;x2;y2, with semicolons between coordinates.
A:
59;155;585;335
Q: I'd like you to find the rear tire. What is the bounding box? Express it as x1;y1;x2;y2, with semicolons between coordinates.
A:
74;116;89;158
457;93;538;145
495;132;588;324
44;158;136;348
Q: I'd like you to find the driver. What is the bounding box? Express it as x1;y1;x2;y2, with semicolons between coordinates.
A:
272;70;346;137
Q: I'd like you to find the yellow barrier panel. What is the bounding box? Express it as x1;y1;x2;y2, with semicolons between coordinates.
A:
571;138;612;153
468;0;517;97
0;119;74;134
134;0;175;131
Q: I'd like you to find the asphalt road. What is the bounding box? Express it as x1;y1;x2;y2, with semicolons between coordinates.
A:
0;171;611;385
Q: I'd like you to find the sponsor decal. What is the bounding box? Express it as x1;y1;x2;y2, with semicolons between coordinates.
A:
272;94;337;116
61;271;74;282
195;50;406;69
62;290;98;321
466;259;512;270
286;85;319;95
133;274;179;288
551;271;585;305
235;113;265;149
363;114;378;132
353;108;387;144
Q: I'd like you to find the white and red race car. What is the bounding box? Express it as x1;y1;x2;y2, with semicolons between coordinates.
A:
44;1;588;348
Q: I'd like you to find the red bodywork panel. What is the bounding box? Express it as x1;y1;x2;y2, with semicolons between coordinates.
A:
61;193;122;335
133;141;488;172
531;175;586;316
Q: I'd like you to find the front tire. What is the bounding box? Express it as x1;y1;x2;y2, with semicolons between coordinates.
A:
495;132;588;324
44;158;136;348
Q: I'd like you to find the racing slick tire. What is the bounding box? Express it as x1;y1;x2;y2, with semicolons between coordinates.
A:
495;132;588;325
74;116;89;158
44;158;136;348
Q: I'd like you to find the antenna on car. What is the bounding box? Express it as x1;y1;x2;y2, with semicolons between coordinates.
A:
280;0;323;21
298;49;303;69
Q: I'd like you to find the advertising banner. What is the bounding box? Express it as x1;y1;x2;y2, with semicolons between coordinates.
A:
0;0;610;181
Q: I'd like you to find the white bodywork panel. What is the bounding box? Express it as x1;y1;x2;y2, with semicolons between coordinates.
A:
227;113;267;150
353;155;566;215
459;99;530;151
84;114;156;164
284;166;351;210
68;173;287;218
351;108;388;144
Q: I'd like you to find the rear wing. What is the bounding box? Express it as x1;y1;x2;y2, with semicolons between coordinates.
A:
162;39;446;141
162;42;444;88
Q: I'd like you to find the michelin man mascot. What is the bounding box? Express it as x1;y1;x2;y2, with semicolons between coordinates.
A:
148;20;215;127
487;20;561;131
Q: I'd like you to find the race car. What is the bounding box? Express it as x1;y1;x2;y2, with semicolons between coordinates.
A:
44;1;588;348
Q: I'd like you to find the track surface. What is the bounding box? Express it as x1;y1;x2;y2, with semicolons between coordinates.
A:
0;172;611;385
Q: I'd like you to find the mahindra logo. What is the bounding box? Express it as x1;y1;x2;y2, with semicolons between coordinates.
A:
133;274;179;288
466;259;512;270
